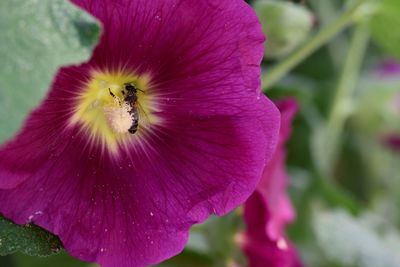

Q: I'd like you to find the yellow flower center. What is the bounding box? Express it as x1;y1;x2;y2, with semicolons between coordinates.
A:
70;69;159;154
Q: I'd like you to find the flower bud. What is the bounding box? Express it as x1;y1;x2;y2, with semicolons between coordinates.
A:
254;0;313;59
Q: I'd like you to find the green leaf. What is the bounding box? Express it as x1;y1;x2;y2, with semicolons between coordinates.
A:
198;213;246;266
370;0;400;58
13;252;92;267
353;76;400;134
0;0;100;143
0;216;62;257
253;0;313;59
313;209;400;267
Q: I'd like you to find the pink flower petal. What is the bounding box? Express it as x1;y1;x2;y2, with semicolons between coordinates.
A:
0;1;280;266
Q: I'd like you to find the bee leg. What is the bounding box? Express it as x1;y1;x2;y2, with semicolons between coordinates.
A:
108;88;116;98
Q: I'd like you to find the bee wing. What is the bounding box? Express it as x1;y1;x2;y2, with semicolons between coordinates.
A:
136;102;149;121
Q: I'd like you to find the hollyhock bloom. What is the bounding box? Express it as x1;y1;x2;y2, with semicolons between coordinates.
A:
240;98;303;267
381;91;400;152
0;0;280;267
376;60;400;152
382;134;400;152
376;59;400;77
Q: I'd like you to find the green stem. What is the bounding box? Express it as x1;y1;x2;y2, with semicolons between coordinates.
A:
327;22;370;132
262;0;365;90
310;0;349;69
320;22;370;177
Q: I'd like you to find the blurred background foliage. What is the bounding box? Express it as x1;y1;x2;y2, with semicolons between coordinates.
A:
1;0;400;266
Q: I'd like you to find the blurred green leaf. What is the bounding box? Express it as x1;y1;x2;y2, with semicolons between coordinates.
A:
155;249;213;267
354;134;400;225
313;209;400;267
171;213;246;267
0;217;62;257
370;0;400;58
254;0;313;59
186;231;209;255
13;252;91;267
353;75;400;134
202;214;246;266
0;0;100;143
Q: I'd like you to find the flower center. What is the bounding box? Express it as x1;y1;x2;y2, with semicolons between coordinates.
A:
70;69;159;153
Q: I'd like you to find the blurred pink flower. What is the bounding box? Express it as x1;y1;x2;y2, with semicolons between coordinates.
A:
382;134;400;152
377;59;400;77
241;98;303;267
376;60;400;152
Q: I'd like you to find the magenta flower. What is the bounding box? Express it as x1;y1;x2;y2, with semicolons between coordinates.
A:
382;134;400;152
241;98;303;267
376;60;400;152
377;59;400;77
241;193;302;267
0;0;280;266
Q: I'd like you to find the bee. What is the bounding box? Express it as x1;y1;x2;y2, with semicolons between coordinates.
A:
108;83;143;134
